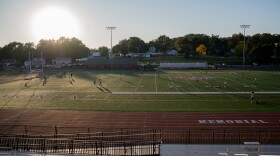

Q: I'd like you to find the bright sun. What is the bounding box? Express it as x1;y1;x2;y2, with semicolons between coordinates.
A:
32;7;79;40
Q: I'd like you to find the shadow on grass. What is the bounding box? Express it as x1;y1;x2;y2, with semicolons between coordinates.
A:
102;87;112;93
96;86;104;92
255;101;280;109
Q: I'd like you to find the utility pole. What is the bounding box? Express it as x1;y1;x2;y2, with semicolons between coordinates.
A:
106;27;116;58
240;25;250;69
29;50;31;72
41;50;44;76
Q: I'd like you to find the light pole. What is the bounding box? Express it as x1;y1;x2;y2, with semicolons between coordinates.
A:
29;50;31;72
275;43;278;56
240;25;250;69
41;50;44;76
106;27;116;58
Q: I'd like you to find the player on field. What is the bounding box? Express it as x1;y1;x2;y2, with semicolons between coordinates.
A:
250;91;255;103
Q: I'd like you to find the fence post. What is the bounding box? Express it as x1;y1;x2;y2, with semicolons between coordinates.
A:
223;129;226;144
55;126;58;135
16;137;19;151
266;130;268;143
71;139;74;154
238;131;241;144
100;141;103;156
25;125;28;135
259;129;261;143
131;141;133;156
160;129;162;144
121;128;123;141
212;131;215;143
188;129;191;144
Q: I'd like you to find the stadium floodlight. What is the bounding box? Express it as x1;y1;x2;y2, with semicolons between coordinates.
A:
240;25;250;69
106;27;116;58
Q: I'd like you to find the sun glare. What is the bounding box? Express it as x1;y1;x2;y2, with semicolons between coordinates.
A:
32;7;79;40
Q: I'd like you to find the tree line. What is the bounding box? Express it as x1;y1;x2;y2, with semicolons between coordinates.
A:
112;33;280;64
1;33;280;67
0;37;90;67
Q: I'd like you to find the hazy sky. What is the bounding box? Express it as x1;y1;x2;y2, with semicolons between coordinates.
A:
0;0;280;49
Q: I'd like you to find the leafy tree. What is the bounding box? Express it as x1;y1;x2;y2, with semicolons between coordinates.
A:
36;39;57;63
128;37;148;53
250;44;273;65
36;37;89;63
196;44;207;55
153;35;173;53
227;33;244;49
208;35;227;56
260;33;275;44
98;46;109;57
0;42;28;66
69;37;90;60
275;43;280;57
23;42;36;65
234;41;245;57
112;44;121;55
118;39;129;55
175;36;191;58
175;37;184;53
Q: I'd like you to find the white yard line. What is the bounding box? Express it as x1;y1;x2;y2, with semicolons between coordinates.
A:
102;80;126;100
168;76;178;92
127;75;144;100
134;75;144;93
177;72;200;92
183;72;200;91
112;81;125;92
196;75;238;101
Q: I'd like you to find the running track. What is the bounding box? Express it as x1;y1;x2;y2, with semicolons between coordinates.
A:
0;110;280;135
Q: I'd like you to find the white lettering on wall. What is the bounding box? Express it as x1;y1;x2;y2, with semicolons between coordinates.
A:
198;120;269;124
198;120;207;124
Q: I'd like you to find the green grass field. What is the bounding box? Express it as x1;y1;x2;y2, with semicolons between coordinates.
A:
0;69;280;112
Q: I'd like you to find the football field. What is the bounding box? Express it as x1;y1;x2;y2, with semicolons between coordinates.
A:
0;69;279;112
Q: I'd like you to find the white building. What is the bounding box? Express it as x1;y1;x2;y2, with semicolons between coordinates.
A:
52;58;71;66
33;58;46;67
24;60;32;68
76;57;88;63
166;50;179;55
148;47;156;53
90;51;101;57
